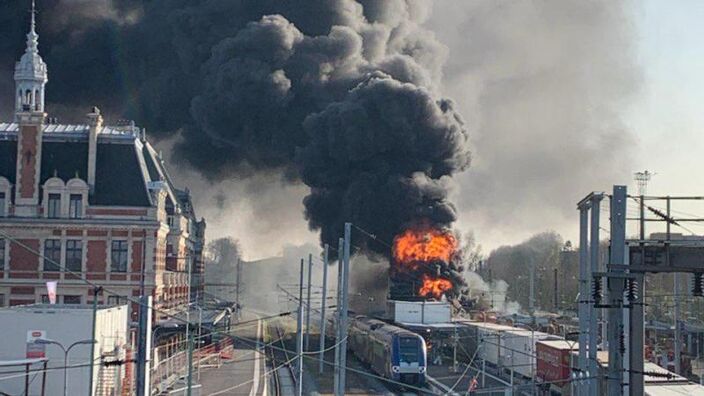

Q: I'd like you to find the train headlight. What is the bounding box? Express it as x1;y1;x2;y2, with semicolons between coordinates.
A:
391;366;400;373
419;366;426;374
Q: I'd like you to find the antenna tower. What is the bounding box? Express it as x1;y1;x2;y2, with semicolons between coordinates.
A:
634;170;655;196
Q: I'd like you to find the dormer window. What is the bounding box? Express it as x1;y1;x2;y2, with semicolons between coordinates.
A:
66;179;88;219
69;194;82;219
47;193;60;218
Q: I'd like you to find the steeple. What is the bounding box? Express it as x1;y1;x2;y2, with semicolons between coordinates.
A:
14;0;48;117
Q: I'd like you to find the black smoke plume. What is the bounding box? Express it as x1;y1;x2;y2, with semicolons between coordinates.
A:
0;1;470;263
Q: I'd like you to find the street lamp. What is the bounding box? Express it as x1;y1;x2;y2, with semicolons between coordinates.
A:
34;338;96;396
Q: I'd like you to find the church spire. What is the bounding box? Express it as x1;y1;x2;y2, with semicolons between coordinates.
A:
14;0;47;116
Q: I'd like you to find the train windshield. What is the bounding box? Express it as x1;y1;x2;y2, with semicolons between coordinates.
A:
399;337;418;363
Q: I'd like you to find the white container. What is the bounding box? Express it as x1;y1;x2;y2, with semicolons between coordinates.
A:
0;304;129;396
422;301;451;324
388;300;452;324
460;321;516;366
500;329;555;378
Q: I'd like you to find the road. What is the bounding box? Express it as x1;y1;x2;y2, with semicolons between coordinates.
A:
199;313;266;396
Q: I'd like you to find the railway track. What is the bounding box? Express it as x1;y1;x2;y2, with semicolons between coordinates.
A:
268;321;296;396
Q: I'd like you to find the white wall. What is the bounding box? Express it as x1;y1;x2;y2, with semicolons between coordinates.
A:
0;305;128;396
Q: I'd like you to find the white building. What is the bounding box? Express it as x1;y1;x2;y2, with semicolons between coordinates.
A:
0;304;129;396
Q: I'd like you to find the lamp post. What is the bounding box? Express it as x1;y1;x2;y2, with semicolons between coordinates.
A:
34;338;95;396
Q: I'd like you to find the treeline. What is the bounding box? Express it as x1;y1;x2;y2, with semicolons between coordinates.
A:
479;232;579;313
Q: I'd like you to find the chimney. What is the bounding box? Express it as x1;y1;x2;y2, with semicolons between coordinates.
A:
87;106;103;193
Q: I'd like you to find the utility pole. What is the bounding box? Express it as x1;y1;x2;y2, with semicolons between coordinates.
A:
577;201;590;396
529;256;535;325
319;244;329;374
136;233;150;396
305;254;313;351
589;194;602;396
236;257;242;321
336;223;351;396
607;186;627;396
296;259;304;396
186;332;194;396
88;286;102;396
135;295;152;396
333;237;344;395
668;195;681;376
553;268;559;311
674;273;682;374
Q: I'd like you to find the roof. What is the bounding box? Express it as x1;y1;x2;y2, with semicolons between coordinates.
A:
537;339;578;350
645;382;704;396
0;122;165;207
93;143;151;206
0;303;127;311
0;139;17;184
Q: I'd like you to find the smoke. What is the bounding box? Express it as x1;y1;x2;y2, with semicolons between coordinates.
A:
348;254;388;316
463;271;521;314
0;1;470;263
427;1;640;247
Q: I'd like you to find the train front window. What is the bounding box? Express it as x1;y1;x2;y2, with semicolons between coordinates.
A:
399;337;418;363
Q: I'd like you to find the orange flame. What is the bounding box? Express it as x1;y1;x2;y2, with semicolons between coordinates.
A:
419;274;453;299
393;227;457;264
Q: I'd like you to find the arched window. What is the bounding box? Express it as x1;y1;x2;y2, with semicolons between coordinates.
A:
25;89;31;105
34;89;40;110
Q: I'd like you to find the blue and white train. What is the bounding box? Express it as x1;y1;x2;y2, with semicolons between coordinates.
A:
348;315;427;387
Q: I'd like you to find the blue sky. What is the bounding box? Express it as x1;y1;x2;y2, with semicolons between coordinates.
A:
631;0;704;196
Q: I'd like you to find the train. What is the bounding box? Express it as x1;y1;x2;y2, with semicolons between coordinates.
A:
348;315;427;387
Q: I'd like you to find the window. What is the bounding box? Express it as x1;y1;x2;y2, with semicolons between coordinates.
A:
47;193;61;218
0;192;5;217
43;239;61;271
41;295;49;304
63;295;81;304
0;294;4;307
0;239;4;270
107;295;126;305
69;194;82;219
65;240;82;272
399;337;419;364
111;240;128;273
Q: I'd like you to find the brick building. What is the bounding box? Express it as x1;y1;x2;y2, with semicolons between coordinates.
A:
0;6;206;324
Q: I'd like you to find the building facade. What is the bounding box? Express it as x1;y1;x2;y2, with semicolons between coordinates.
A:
0;8;206;323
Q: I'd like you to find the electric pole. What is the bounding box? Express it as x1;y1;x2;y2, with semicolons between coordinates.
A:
236;257;242;321
305;254;313;351
333;237;344;395
296;259;304;396
336;223;351;396
319;244;329;374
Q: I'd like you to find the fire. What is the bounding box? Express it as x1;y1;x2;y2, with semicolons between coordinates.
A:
393;227;457;264
419;274;453;299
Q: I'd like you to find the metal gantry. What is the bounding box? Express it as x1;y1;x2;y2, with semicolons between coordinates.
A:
578;186;704;395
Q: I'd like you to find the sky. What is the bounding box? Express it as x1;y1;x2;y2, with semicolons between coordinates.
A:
4;1;704;260
190;0;704;260
630;0;704;197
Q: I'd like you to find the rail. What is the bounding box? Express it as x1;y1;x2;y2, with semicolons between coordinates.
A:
269;321;296;396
